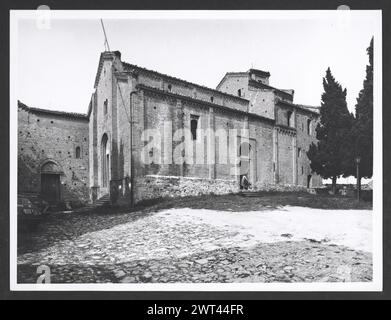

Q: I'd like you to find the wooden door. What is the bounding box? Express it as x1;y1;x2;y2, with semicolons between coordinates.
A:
41;174;60;202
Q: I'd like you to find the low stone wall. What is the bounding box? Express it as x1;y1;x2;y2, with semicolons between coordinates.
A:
250;182;309;193
134;176;314;203
135;175;239;203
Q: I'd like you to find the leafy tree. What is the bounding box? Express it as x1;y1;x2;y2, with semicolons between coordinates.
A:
347;38;373;182
307;68;354;194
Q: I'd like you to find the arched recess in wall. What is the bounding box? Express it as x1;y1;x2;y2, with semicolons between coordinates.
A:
75;146;81;159
239;141;251;176
40;159;63;174
101;133;110;188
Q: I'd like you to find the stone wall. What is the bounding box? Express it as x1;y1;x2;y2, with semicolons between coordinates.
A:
248;118;275;185
18;105;89;205
88;92;99;201
216;73;250;101
19;51;324;208
115;73;132;183
139;88;275;186
277;128;295;185
296;109;322;187
248;88;275;120
134;175;239;203
276;103;294;127
95;57;115;198
134;67;249;113
250;72;270;85
251;181;308;193
91;52;132;200
134;175;311;203
142;90;182;177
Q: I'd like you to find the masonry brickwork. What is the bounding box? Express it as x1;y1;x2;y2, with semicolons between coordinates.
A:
18;50;322;207
18;103;89;206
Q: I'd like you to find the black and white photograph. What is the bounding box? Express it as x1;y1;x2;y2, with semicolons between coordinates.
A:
7;8;383;295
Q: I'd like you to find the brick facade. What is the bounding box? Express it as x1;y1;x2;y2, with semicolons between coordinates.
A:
18;103;89;206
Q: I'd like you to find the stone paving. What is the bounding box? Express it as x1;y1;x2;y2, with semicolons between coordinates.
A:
18;241;372;284
17;206;373;284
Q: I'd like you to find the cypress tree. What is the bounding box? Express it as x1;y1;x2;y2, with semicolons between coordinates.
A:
307;68;353;194
349;38;374;181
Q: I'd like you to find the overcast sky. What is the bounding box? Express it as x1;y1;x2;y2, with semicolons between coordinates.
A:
16;11;377;114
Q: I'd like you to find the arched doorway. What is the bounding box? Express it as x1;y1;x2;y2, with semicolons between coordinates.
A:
239;141;251;190
101;133;110;188
41;160;62;203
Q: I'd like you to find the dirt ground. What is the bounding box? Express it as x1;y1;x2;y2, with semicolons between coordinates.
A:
17;192;373;284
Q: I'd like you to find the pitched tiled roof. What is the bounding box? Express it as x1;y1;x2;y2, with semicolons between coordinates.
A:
249;79;294;99
216;69;271;90
137;84;275;124
215;72;249;90
248;68;271;78
276;99;320;115
18;101;88;120
298;105;321;114
122;62;249;103
94;51;122;88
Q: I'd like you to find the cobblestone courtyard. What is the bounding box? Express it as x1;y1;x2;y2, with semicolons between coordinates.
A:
17;194;373;284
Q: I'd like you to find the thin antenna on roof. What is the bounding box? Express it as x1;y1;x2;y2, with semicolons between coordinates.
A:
100;19;111;52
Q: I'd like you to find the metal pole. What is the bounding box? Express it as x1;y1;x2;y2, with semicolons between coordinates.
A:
100;19;111;52
356;161;360;201
130;92;134;208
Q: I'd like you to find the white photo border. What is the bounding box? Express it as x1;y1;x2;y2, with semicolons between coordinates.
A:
9;9;383;292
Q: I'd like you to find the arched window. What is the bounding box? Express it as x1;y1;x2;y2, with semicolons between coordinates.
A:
237;89;242;97
190;115;199;141
75;146;81;159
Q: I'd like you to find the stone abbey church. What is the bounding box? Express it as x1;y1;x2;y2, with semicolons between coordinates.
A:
18;51;322;208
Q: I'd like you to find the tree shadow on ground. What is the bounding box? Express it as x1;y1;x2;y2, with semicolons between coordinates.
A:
139;191;372;213
17;209;154;255
17;191;372;255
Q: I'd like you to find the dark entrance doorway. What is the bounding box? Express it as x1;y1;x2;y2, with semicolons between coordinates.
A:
41;173;61;202
239;141;251;190
40;160;63;203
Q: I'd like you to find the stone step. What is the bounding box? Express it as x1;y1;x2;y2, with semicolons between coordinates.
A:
73;194;111;213
240;191;263;197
